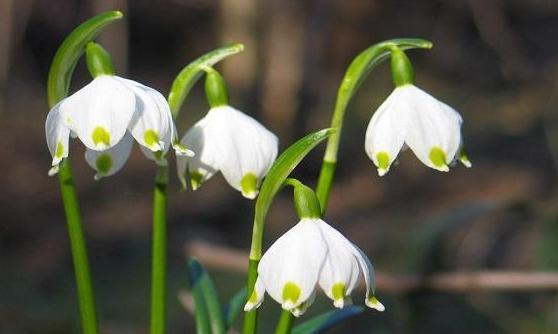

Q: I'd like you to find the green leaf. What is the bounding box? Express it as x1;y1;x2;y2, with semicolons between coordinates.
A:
224;287;247;329
292;306;364;334
187;258;226;334
250;128;334;260
167;43;244;118
47;11;123;107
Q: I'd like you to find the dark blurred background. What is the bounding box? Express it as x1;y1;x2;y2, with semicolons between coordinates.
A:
2;0;558;333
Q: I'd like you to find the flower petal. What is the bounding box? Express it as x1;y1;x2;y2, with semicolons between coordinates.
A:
178;114;224;190
316;220;361;308
400;85;462;172
244;276;265;311
117;77;174;153
365;88;406;176
210;106;278;198
84;133;134;180
45;102;70;171
257;218;326;311
347;243;384;312
60;76;136;151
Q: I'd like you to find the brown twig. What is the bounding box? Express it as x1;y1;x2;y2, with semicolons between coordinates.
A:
185;240;558;293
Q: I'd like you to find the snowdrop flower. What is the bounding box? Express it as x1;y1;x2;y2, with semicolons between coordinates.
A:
177;68;278;199
244;180;384;316
365;47;471;176
244;218;384;316
45;42;191;179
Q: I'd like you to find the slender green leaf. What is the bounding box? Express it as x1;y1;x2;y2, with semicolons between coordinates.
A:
187;258;226;334
250;128;334;260
292;306;364;334
224;287;247;329
47;10;123;107
168;43;244;118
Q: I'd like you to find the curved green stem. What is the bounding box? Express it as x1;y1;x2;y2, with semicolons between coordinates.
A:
274;310;295;334
315;38;432;214
59;159;98;334
150;166;168;334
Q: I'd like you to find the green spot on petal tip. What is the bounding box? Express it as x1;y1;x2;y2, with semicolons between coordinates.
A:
332;283;346;308
143;129;160;150
55;142;64;158
429;147;448;171
95;153;112;176
366;296;385;312
282;282;301;306
91;126;110;148
240;173;258;199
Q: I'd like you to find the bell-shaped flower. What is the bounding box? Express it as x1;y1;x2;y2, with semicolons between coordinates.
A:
45;43;191;179
244;218;384;316
364;47;470;176
177;69;278;199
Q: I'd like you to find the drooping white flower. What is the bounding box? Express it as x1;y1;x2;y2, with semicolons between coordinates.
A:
365;84;470;176
45;75;192;179
177;105;278;199
244;218;384;316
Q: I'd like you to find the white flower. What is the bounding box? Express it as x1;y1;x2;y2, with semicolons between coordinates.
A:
244;218;384;316
177;105;278;199
45;75;192;179
365;84;470;176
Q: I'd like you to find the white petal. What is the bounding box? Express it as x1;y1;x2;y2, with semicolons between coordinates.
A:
290;290;316;317
178;113;224;190
257;218;327;310
117;77;173;153
400;85;463;171
60;76;136;151
244;276;265;311
210;106;278;198
347;242;384;311
45;102;70;169
316;220;361;308
84;133;134;180
365;88;406;176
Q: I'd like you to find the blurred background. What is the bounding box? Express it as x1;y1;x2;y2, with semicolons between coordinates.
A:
2;0;558;333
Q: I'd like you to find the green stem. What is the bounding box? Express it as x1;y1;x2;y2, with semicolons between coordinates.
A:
150;166;168;334
242;259;259;334
274;310;294;334
58;159;98;334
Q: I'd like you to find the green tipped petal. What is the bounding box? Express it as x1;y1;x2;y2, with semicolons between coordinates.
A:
459;150;472;168
365;296;385;312
143;129;160;150
429;147;449;172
